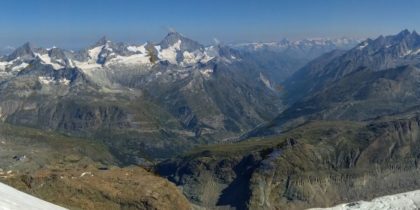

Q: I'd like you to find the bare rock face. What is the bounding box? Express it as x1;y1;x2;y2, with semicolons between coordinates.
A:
157;114;420;210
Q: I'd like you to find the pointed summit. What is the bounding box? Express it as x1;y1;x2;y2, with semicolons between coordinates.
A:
93;36;111;47
167;31;183;37
7;42;35;61
159;31;202;52
394;29;413;41
398;29;411;36
21;42;34;50
160;31;185;46
389;29;420;46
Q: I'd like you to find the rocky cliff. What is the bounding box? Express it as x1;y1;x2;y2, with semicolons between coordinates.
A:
157;113;420;209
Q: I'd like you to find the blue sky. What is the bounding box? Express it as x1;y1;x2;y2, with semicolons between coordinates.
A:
0;0;419;49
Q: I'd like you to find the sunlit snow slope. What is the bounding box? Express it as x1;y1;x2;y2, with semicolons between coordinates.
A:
0;182;66;210
309;190;420;210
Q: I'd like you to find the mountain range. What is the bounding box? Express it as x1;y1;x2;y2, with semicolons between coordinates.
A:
0;32;284;163
0;32;361;164
10;29;420;210
244;29;420;138
231;37;360;82
157;30;420;210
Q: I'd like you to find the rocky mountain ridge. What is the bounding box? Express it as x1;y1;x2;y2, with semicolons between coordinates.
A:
0;32;284;162
155;30;420;210
242;30;420;138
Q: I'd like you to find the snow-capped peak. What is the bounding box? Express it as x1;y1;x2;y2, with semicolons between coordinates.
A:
159;32;203;53
0;32;241;79
7;42;36;61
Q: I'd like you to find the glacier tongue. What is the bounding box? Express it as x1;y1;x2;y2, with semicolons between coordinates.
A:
309;190;420;210
0;182;67;210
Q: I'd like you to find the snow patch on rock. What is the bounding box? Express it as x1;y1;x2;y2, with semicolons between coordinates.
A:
35;53;64;70
11;62;29;71
158;40;181;64
200;68;213;78
260;72;273;90
39;77;70;86
358;42;369;50
127;45;147;54
107;53;151;66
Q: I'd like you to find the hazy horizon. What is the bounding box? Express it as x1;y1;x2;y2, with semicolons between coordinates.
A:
0;0;419;49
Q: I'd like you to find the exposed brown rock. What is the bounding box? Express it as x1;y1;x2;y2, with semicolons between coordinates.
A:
4;165;191;210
